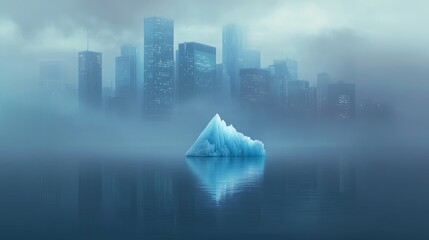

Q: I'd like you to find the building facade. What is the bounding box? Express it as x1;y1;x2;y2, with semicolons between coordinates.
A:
289;80;310;117
317;72;331;117
271;58;298;114
240;68;271;111
115;44;138;100
222;24;245;100
327;82;356;120
215;64;231;104
177;42;216;103
143;17;175;115
78;51;102;111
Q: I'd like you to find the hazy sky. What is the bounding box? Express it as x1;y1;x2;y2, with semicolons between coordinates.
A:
1;0;429;154
1;0;429;112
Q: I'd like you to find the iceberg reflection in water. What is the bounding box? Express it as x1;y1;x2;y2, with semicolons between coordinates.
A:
187;157;266;203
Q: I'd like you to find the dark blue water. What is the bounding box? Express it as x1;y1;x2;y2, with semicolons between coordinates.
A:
1;147;429;239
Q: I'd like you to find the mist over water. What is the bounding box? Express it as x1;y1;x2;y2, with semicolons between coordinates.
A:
1;139;429;239
0;87;423;157
2;0;429;239
1;75;429;240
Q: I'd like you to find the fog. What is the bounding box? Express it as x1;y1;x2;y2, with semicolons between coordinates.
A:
1;0;429;157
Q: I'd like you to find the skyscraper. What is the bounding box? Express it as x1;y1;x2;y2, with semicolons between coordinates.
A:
285;59;298;82
327;82;356;120
143;17;174;115
78;51;102;111
111;44;139;115
289;80;310;117
136;42;144;106
317;72;331;117
115;44;137;100
222;24;245;100
215;64;231;104
309;86;318;118
177;42;216;103
271;58;298;114
240;68;271;111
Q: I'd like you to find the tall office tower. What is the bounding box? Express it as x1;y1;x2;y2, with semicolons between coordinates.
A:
271;58;298;114
177;42;216;103
309;86;318;118
271;60;288;113
285;59;298;82
115;44;137;100
78;51;102;111
215;64;231;103
317;72;331;116
240;68;271;111
289;80;310;117
143;17;174;115
222;24;245;100
39;60;66;92
242;49;261;69
136;43;144;105
174;49;179;101
327;82;356;120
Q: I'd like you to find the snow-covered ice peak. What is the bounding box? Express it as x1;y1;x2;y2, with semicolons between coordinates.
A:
186;114;266;157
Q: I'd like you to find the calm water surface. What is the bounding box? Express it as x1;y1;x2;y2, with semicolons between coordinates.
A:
1;146;429;239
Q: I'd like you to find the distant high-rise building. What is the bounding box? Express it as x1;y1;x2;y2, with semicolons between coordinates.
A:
174;49;179;101
271;58;298;114
143;17;174;115
309;86;318;117
285;59;298;82
39;60;66;92
240;68;271;110
115;44;137;100
215;64;231;104
317;72;331;116
242;49;261;69
290;80;310;116
223;24;245;100
136;43;144;106
177;42;216;103
112;44;139;115
327;82;356;120
78;51;102;111
271;60;287;112
359;100;392;119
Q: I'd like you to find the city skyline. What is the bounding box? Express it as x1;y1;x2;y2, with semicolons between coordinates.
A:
71;16;360;120
1;3;429;239
31;15;364;121
2;1;427;121
4;0;427;100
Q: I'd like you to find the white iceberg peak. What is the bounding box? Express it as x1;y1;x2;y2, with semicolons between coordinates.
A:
186;114;266;157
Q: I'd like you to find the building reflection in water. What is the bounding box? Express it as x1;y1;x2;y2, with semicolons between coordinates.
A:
78;160;103;236
187;157;266;203
0;150;364;238
258;150;357;231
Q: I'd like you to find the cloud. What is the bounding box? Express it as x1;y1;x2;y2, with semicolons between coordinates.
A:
1;0;429;121
2;0;427;58
0;18;23;47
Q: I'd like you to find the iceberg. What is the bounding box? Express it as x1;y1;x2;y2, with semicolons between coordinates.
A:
185;114;266;157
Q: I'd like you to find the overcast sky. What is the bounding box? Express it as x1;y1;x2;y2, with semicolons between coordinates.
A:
1;0;429;113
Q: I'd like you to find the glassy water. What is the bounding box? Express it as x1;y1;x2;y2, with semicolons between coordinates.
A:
1;147;429;239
